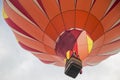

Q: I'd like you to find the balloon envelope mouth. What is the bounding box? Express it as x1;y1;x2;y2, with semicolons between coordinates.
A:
55;29;83;57
55;28;94;59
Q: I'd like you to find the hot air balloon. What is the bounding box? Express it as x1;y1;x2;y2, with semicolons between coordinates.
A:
2;0;120;78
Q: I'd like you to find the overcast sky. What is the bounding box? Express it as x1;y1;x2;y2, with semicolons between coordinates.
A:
0;0;120;80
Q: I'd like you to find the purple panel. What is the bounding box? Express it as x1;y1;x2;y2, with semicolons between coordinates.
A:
55;29;82;57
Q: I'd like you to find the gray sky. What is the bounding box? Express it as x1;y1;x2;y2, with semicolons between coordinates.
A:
0;0;120;80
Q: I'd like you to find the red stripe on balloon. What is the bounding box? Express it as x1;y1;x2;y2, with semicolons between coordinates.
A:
40;59;55;64
9;0;39;26
36;0;48;15
104;0;120;17
19;41;42;53
5;18;37;40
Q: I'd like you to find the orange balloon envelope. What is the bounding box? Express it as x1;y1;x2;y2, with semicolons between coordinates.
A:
3;0;120;67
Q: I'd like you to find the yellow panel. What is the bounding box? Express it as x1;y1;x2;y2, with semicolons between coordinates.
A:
66;50;71;59
87;35;93;53
2;8;8;19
